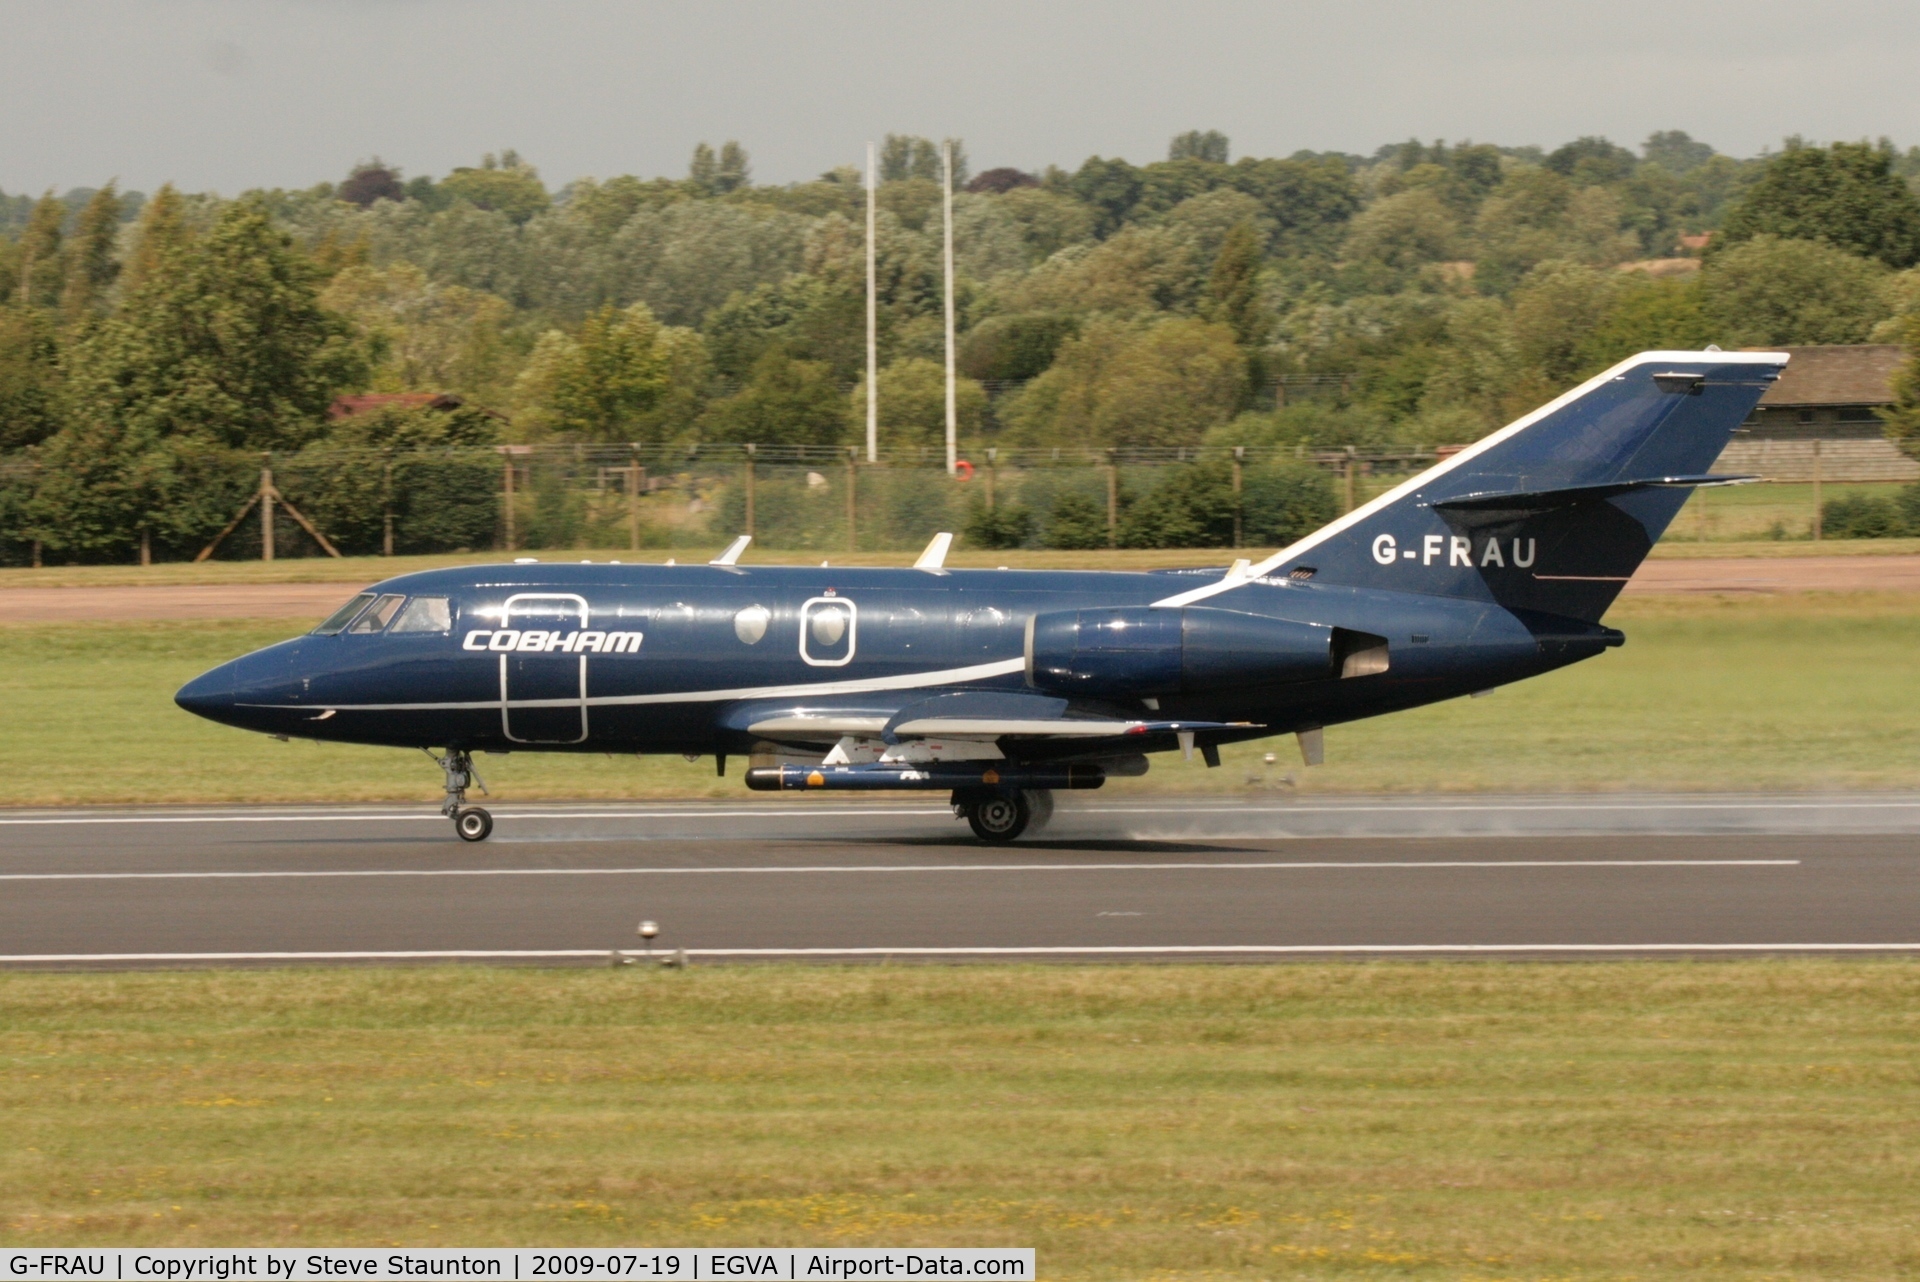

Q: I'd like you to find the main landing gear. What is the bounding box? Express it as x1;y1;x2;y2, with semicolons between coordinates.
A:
953;788;1053;843
431;748;492;842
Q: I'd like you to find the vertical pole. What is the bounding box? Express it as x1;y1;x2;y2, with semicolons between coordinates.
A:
1232;447;1245;548
744;444;756;538
260;457;275;562
31;539;41;569
866;142;878;464
1811;438;1823;542
139;527;151;567
1343;448;1356;514
382;454;394;557
1105;450;1118;547
502;453;516;551
628;443;642;552
986;447;997;511
846;448;857;553
942;140;957;477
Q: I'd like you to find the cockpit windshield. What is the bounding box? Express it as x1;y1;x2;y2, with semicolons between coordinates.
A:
312;593;375;636
390;596;452;634
348;594;408;633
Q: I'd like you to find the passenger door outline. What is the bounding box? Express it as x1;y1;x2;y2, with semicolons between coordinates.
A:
500;592;590;744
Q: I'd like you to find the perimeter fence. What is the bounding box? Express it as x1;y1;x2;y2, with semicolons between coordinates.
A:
0;435;1910;566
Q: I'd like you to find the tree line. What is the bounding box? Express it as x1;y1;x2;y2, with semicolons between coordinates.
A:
7;129;1920;561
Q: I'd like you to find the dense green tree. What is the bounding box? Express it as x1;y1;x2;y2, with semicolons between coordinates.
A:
850;358;987;449
717;141;752;193
1643;130;1716;174
512;302;695;442
698;348;847;446
439;153;550;225
1204;220;1269;348
283;403;500;555
1698;234;1890;345
1343;188;1461;270
338;161;405;208
1003;317;1245;449
1169;130;1230;164
688;143;719;194
64;197;365;453
957;313;1079;381
1069;157;1144;236
1717;141;1920;268
1546;136;1637;186
1874;312;1920;461
321;261;519;401
14;193;64;307
0;307;63;448
121;184;190;292
59;183;123;325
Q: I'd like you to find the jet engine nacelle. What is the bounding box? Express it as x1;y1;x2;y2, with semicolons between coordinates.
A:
1024;606;1338;697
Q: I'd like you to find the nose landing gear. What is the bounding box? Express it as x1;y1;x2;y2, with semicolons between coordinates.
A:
429;748;493;842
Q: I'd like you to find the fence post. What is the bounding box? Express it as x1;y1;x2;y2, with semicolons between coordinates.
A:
260;455;275;562
628;442;642;552
382;452;394;557
1811;438;1823;542
846;447;858;553
1232;446;1244;548
139;528;150;567
1106;449;1118;547
985;447;997;511
744;444;756;539
1343;447;1357;514
501;451;516;552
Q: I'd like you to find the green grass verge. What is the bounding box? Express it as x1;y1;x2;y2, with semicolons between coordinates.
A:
2;594;1917;806
3;963;1918;1278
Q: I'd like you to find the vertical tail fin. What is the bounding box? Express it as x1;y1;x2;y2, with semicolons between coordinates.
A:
1165;351;1788;623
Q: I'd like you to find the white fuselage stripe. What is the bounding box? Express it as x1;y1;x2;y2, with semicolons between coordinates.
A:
237;657;1028;713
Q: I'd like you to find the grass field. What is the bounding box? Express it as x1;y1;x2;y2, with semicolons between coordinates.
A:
3;963;1917;1277
1;593;1916;806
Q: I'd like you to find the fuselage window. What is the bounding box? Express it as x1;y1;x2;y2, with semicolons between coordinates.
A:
348;594;408;633
312;593;375;636
734;605;770;644
389;596;452;634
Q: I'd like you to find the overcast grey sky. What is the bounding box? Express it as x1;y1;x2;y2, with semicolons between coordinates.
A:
5;0;1920;195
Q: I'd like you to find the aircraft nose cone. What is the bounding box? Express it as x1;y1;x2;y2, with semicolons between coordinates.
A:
175;661;237;720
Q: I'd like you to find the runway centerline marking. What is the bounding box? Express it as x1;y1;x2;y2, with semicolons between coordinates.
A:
0;859;1801;881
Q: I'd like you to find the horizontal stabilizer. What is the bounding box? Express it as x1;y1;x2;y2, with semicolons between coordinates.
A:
1431;475;1758;512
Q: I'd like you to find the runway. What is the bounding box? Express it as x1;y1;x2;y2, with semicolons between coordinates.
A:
2;795;1915;965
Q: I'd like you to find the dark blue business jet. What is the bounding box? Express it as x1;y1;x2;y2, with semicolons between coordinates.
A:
177;351;1784;842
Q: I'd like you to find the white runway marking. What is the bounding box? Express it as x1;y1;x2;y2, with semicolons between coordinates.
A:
0;859;1800;881
0;807;951;826
1;942;1914;963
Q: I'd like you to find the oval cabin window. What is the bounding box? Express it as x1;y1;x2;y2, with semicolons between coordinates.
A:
734;605;770;645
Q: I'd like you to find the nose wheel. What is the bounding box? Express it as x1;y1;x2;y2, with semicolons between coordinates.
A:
428;748;493;842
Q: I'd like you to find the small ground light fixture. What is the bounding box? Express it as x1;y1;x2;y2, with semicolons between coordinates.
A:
1263;753;1277;767
639;920;659;957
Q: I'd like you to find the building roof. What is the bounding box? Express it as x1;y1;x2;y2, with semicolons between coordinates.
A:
327;392;467;420
1754;345;1907;407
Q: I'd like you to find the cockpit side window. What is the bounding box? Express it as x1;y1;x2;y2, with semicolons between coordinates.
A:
348;594;408;633
312;593;375;636
389;596;452;634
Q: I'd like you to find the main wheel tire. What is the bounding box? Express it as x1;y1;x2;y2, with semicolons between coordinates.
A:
1022;788;1055;836
455;807;493;842
966;792;1030;843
